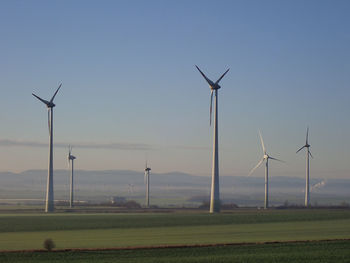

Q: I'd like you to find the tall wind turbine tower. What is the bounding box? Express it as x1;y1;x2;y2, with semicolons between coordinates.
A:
32;84;61;212
296;127;313;207
249;131;283;209
144;162;151;208
68;146;76;208
196;65;229;213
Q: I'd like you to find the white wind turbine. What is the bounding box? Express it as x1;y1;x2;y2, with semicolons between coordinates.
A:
32;84;61;212
196;65;229;213
296;127;313;207
249;131;284;209
144;161;151;208
68;145;76;208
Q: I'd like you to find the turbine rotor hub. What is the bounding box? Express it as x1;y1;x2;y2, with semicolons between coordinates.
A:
211;84;221;90
46;103;55;108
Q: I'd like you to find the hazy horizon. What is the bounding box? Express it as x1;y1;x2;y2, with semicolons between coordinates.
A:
0;167;347;181
1;169;349;207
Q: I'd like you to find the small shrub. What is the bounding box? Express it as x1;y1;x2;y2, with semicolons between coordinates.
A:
43;238;55;251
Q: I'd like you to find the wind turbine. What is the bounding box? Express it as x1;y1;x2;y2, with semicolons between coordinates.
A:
296;127;313;207
248;131;284;209
196;65;229;213
32;84;61;212
68;145;76;208
144;162;151;208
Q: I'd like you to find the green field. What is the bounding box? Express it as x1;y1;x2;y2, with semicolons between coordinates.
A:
1;209;349;232
0;209;349;262
0;240;349;263
0;209;349;251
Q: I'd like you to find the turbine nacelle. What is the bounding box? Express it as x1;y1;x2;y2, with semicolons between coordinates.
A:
144;159;151;172
207;81;221;90
32;84;61;109
195;65;229;125
47;102;56;108
32;94;55;108
296;128;312;156
248;131;284;176
211;84;221;90
68;145;76;161
195;65;229;90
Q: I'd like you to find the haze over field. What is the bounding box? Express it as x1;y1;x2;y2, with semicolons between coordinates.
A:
0;170;348;207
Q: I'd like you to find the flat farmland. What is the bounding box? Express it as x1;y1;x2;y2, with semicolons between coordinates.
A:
0;240;349;263
0;209;349;251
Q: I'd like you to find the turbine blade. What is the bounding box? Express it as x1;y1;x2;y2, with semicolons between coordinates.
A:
248;158;264;176
258;131;266;154
306;127;309;145
32;93;50;105
144;172;147;184
215;68;230;84
50;84;62;103
296;145;306;153
67;150;71;168
309;149;313;159
269;156;285;163
195;65;214;86
210;90;213;126
47;109;51;134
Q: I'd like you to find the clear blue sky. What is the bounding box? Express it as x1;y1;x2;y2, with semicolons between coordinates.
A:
0;0;349;178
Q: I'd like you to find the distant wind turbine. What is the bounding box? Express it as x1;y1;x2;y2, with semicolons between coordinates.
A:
296;127;313;207
196;65;229;213
144;161;151;208
68;145;76;208
128;184;135;194
249;131;284;209
32;84;61;212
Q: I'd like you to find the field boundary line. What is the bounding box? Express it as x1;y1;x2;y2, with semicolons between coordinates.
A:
0;238;349;253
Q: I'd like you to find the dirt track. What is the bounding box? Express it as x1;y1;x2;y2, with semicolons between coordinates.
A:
1;238;349;253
